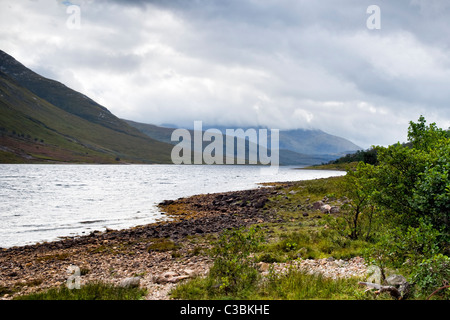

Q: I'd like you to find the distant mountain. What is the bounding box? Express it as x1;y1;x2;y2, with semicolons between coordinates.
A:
279;129;361;156
124;120;362;165
0;49;361;165
0;50;173;163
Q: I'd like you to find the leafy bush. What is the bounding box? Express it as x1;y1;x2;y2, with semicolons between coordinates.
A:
411;254;450;299
367;219;441;276
372;116;449;242
208;226;262;296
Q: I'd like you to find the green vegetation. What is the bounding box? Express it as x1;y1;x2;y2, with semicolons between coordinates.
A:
208;226;262;296
258;269;365;300
258;227;367;262
146;238;180;253
172;116;449;300
171;265;367;300
7;117;449;300
304;161;359;171
14;281;147;300
328;148;378;166
170;226;369;300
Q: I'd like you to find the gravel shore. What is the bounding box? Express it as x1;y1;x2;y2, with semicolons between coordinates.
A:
0;184;368;300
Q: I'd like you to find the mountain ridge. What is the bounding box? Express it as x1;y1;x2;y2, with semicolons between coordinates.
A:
0;50;173;164
124;120;362;165
0;49;361;165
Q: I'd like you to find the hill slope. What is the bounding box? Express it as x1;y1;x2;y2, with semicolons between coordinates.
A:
279;129;361;156
124;120;360;165
0;50;172;163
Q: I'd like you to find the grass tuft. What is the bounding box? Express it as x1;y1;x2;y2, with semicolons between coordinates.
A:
14;281;147;300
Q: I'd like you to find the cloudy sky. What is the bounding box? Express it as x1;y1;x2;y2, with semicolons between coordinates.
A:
1;0;450;148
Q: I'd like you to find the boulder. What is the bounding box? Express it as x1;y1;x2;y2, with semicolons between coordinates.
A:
154;270;197;284
330;206;340;214
384;274;408;287
312;201;324;210
183;268;197;277
254;199;266;209
154;271;178;284
257;262;270;272
119;277;141;288
383;274;411;298
320;204;331;213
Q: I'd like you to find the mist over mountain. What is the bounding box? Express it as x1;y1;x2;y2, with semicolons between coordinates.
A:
0;49;361;165
124;121;362;165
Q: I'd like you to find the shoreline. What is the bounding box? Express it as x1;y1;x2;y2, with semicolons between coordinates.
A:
0;163;345;249
1;174;367;300
0;183;284;299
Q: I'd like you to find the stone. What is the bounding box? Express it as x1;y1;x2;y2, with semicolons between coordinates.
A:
183;268;197;277
154;271;179;284
312;201;324;210
330;206;340;214
171;275;190;282
119;277;141;288
366;265;382;284
320;204;331;213
257;262;270;272
195;227;204;234
384;274;408;287
384;274;411;297
254;199;266;209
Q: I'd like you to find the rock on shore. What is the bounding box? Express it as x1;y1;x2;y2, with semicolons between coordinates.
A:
0;184;369;300
0;186;278;299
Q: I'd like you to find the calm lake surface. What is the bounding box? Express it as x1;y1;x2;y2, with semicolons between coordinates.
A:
0;164;345;248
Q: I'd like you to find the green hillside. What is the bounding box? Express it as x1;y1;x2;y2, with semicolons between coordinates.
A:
0;51;172;164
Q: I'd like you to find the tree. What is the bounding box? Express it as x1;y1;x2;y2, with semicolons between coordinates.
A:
407;115;447;151
372;116;449;241
338;162;377;240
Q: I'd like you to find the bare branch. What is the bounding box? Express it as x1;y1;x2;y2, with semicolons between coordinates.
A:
358;282;403;300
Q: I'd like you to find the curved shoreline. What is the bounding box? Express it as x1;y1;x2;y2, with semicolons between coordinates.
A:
0;183;284;299
1;176;369;300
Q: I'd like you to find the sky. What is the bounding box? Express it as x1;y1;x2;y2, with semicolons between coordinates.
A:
1;0;450;149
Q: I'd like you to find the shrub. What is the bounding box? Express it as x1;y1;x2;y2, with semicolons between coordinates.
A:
208;226;262;296
366;219;441;282
411;254;450;299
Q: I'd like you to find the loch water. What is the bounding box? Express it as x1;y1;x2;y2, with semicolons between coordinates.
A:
0;164;345;248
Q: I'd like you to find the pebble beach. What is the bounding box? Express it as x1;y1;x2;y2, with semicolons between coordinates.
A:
0;183;368;300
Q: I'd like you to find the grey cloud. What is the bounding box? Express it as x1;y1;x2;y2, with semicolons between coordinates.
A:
1;0;449;148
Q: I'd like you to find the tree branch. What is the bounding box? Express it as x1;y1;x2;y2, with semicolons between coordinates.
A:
427;285;450;300
358;282;403;300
